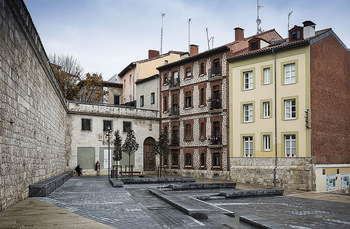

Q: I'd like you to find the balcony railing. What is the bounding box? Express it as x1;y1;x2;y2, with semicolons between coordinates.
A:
171;138;179;146
209;135;222;145
169;78;180;88
210;99;222;110
169;106;179;116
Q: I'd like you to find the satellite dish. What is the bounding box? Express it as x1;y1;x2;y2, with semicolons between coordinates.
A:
256;18;261;25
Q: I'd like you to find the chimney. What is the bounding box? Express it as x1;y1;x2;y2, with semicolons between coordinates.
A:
303;21;316;39
148;50;160;59
189;44;199;56
234;27;244;42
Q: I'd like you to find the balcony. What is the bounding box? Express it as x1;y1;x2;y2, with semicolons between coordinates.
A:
169;138;180;149
169;78;180;90
169;106;179;118
208;68;222;81
209;99;223;113
208;135;222;148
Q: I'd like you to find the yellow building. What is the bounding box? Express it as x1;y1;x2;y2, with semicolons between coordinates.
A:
228;21;350;192
117;50;184;105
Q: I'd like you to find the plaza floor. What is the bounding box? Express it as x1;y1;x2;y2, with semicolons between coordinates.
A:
0;176;349;228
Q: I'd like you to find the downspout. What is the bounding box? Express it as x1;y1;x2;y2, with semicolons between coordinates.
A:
272;48;277;187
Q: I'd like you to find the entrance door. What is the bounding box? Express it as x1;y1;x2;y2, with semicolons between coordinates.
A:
143;137;156;171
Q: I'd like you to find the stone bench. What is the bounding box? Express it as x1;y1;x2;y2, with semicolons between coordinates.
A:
119;177;196;184
149;189;208;219
219;189;284;198
29;171;73;197
167;182;236;190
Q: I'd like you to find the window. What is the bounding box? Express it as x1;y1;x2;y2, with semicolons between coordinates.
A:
263;68;271;84
103;120;112;131
151;92;155;104
213;121;220;141
129;75;132;85
123;79;126;88
163;74;168;85
200;88;205;106
163;96;167;112
185;67;191;79
244;71;253;90
285;135;296;157
185;91;191;108
200;153;205;168
284;63;295;84
123;121;131;132
213;59;221;76
285;99;296;119
263;101;270;118
243;104;253;122
114;95;120;105
263;135;270;151
82;119;91;131
211;85;221;109
140;95;144;107
213;153;220;167
172;152;178;167
172;94;178;115
291;30;301;41
200;122;205;140
185;153;192;167
172;126;179;145
164;60;168;65
244;136;253;157
251;41;259;51
185;124;192;141
200;63;205;75
173;71;179;82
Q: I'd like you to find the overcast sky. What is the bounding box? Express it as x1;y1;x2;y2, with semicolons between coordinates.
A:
24;0;350;80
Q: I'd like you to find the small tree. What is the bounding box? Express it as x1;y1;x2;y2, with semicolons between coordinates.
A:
155;131;169;167
113;130;123;163
122;129;139;168
79;72;108;103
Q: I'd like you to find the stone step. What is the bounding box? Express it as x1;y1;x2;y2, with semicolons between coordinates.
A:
219;189;284;198
118;177;196;184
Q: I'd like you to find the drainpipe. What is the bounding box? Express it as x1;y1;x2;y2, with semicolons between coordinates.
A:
272;48;277;187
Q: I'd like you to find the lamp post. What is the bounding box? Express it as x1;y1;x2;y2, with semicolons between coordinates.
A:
106;127;112;178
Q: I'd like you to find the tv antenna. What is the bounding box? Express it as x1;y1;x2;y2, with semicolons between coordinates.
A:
256;0;263;34
188;18;191;52
288;11;293;31
160;13;165;54
206;28;214;50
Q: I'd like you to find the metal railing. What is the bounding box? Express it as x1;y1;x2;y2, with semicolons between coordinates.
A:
210;135;222;145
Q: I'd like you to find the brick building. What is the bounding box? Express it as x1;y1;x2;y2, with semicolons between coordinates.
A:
157;29;282;179
228;21;350;192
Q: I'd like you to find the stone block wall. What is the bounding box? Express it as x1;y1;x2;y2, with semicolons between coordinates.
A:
230;157;315;191
0;0;67;211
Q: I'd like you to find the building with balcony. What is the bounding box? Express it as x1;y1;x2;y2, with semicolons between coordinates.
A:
228;21;350;192
157;28;282;180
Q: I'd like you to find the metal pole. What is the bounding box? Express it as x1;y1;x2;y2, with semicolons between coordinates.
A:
107;128;111;178
273;48;277;187
188;18;191;52
160;13;165;54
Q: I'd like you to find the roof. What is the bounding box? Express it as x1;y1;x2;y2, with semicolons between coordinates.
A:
135;74;159;85
157;45;229;71
227;28;331;62
118;51;185;77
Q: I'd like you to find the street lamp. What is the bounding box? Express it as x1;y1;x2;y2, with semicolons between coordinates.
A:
106;127;112;178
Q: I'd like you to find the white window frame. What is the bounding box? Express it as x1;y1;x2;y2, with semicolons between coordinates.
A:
263;101;270;118
284;63;296;84
263;68;271;84
244;136;253;157
243;104;253;122
140;95;144;107
285;134;296;157
244;71;253;90
285;99;296;120
263;135;270;151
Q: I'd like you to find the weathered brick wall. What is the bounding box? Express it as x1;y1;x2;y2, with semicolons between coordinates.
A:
0;0;67;211
230;158;314;190
310;33;350;164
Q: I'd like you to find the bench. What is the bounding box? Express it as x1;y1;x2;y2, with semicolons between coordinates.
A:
29;171;73;197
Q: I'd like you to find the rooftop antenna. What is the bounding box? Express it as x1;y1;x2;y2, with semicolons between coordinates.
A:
206;28;214;50
160;13;165;54
288;11;293;31
188;18;191;52
256;0;263;34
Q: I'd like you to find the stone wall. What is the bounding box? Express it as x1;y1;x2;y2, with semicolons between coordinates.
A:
230;157;315;191
0;0;68;211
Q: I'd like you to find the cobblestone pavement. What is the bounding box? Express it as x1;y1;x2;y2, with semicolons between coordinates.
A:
33;176;350;229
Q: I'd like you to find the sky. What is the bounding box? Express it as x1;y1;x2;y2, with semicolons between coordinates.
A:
24;0;350;80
